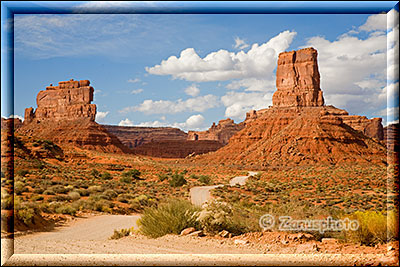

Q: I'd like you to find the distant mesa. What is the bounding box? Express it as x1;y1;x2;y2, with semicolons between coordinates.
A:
187;118;244;145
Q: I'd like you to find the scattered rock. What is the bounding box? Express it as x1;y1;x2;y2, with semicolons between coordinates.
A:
187;230;203;237
296;243;320;253
234;239;249;245
321;238;339;244
180;227;196;236
217;230;230;238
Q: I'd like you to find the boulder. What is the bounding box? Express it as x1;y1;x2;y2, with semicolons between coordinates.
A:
180;227;196;236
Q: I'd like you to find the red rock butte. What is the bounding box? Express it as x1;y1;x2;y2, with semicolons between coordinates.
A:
273;47;324;107
24;79;96;123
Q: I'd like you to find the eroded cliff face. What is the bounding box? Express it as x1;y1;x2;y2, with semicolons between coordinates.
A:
24;79;96;123
196;47;387;168
19;79;130;153
187;118;244;145
272;47;324;108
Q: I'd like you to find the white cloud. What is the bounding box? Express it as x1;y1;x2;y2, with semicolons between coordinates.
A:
221;91;273;120
137;114;206;131
359;13;386;32
233;37;249;50
184;84;200;97
127;78;141;83
304;25;390;114
121;94;219;114
131;88;143;94
146;30;296;82
118;118;134;126
226;78;275;92
95;111;109;122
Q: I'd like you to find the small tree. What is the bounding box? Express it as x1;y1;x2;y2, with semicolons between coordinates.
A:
169;172;187;187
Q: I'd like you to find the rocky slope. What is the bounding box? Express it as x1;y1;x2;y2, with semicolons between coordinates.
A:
18;79;130;153
187;118;244;145
197;47;387;168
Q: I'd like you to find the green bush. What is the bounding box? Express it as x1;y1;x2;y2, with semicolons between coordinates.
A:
16;169;29;177
43;189;55;195
169;172;187;187
14;197;39;225
14;181;27;195
91;169;100;178
68;191;81;201
50;185;68;194
129;195;156;212
198;175;212;185
138;199;199;238
88;185;103;194
122;169;142;180
157;173;168;182
120;176;132;184
100;172;112;180
109;227;134;239
55;204;77;215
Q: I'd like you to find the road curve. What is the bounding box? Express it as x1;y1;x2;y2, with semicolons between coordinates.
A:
190;171;258;206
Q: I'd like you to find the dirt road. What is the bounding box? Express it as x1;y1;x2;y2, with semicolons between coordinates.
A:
190;171;257;206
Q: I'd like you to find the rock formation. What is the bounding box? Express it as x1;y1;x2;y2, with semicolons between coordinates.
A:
104;125;188;149
1;117;23;131
187;118;244;145
19;79;130;153
272;47;324;107
196;47;387;168
24;79;96;123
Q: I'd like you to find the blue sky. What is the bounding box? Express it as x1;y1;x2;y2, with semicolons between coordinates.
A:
7;2;399;130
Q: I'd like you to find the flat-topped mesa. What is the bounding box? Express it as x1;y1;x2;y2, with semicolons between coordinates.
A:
187;118;244;145
272;47;324;108
24;79;96;123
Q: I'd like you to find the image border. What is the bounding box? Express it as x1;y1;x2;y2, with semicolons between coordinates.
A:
1;1;399;266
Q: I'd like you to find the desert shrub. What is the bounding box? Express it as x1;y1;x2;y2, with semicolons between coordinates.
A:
195;200;247;235
117;193;136;203
343;210;398;245
109;227;134;239
14;181;27;195
48;195;71;202
198;175;211;185
55;204;77;215
88;185;103;194
103;189;117;200
33;187;45;194
43;189;55;195
90;169;100;178
50;185;68;194
138;199;199;238
93;199;113;213
122;169;142;180
129;195;156;212
169;172;187;187
100;172;112;180
31;195;44;201
16;169;29;177
76;188;89;196
157;173;168;182
68;191;81;201
120;176;132;184
14;197;40;225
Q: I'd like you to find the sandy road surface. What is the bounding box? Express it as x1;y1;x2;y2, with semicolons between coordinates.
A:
190;171;258;206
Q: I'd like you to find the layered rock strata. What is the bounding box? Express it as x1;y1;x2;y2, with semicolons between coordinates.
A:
19;79;130;153
187;118;244;145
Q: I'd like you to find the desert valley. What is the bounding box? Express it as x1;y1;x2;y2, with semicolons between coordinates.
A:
1;47;399;265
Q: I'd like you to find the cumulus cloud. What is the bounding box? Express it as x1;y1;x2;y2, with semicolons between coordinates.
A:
233;37;249;50
221;91;273;120
131;88;143;94
137;114;206;131
146;30;297;82
121;94;219;115
95;111;109;122
184;84;200;97
8;114;24;121
304;20;393;114
118;118;134;126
